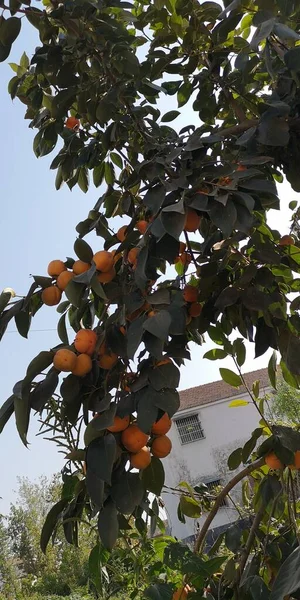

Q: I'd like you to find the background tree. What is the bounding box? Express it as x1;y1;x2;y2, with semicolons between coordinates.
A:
269;379;300;424
0;476;94;599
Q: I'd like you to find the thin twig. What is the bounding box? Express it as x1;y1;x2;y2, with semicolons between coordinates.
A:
194;457;265;553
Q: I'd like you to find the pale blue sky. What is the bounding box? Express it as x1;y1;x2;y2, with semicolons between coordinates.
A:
0;23;294;513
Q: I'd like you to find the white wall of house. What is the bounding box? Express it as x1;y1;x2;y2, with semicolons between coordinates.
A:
162;387;271;541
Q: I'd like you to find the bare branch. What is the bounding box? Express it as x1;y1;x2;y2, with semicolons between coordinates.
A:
194;457;265;553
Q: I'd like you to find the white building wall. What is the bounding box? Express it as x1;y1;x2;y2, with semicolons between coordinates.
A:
163;388;270;541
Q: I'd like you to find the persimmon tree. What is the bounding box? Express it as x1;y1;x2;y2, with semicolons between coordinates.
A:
2;0;300;597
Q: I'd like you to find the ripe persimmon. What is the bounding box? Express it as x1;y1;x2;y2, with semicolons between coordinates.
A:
219;176;232;186
184;209;201;232
72;353;92;377
65;116;80;130
56;271;74;291
112;249;123;263
97;267;116;283
288;450;300;470
279;235;294;246
128;247;140;264
74;329;97;356
136;220;148;234
98;352;118;370
155;357;172;367
173;585;191;600
73;260;90;275
130;446;151;469
121;424;149;453
47;260;67;277
117;225;127;242
93;251;114;273
183;285;198;303
98;341;106;356
189;302;202;317
107;415;130;433
151;435;172;458
265;452;284;470
42;286;62;306
152;413;172;435
53;349;77;372
237;164;247;172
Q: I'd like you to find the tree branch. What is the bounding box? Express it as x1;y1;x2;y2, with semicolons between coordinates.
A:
236;504;264;584
194;457;265;553
216;119;258;138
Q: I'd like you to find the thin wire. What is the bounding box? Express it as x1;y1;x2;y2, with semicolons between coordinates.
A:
6;327;72;333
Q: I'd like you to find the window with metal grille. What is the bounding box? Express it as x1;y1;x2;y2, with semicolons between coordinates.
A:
205;479;227;507
175;414;204;444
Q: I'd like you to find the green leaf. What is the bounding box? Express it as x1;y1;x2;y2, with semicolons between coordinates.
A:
15;309;31;338
111;472;144;514
273;23;300;41
40;498;69;554
268;351;277;390
203;348;228;360
136;388;159;434
250;18;275;51
84;405;116;446
143;184;165;213
78;167;89;193
90;275;108;301
153;389;180;417
215;286;239;309
252;380;260;398
104;161;115;185
57;313;69;345
0;42;11;63
289;200;298;210
143;310;172;342
242;428;263;463
33;275;53;289
233;338;246;367
30;370;59;412
219;368;242;388
149;362;180;391
0;16;21;46
225;523;242;553
20;51;29;68
14;393;30;447
284;47;300;72
0;395;14;433
64;280;86;308
270;546;300;600
144;583;173;600
89;544;107;593
86;434;116;488
26;351;54;383
177;81;193;107
228;399;249;407
74;238;93;263
161;110;180;122
228;447;242;470
93;163;105;187
0;291;12;313
110;152;123;169
179;495;201;518
142;457;165;496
